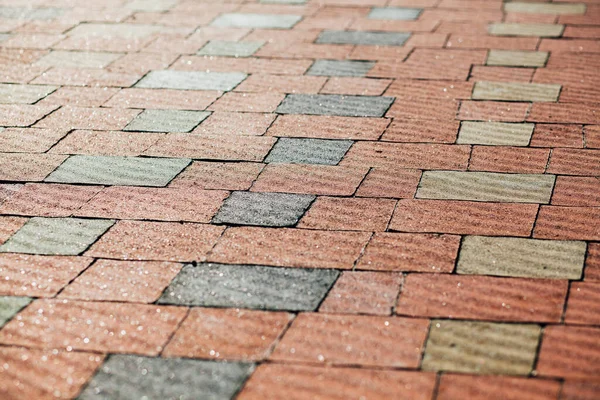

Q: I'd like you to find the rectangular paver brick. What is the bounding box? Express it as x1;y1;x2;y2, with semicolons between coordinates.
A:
0;84;56;104
34;51;121;68
565;282;600;325
504;3;586;15
104;88;220;111
437;374;561;400
265;138;352;165
457;121;534;146
356;167;421;198
486;50;549;67
169;161;264;191
472;81;561;102
123;109;210;133
276;94;394;117
547;149;600;176
0;7;65;20
534;206;600;240
489;23;564;37
135;70;247;91
211;13;301;29
198;40;264;57
368;7;422;20
267;115;388;140
551;176;600;206
0;296;31;327
307;60;375;77
468;146;550;174
317;30;411;46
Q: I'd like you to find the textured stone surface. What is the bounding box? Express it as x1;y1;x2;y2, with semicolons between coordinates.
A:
211;13;302;29
79;355;254;400
212;191;314;227
136;70;247;91
0;217;114;256
0;7;64;20
198;41;264;57
265;138;353;165
34;51;122;68
159;263;338;311
317;31;411;46
124;109;210;133
0;84;56;104
489;23;564;37
368;7;422;20
0;296;31;327
472;81;561;102
504;3;586;15
457;122;534;146
486;50;549;67
417;171;556;203
45;155;190;187
277;94;394;117
307;60;375;77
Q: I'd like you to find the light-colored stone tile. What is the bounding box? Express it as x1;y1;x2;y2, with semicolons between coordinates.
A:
457;122;534;146
125;0;178;11
486;50;548;67
417;171;555;203
124;110;210;133
472;81;561;102
67;23;160;39
489;23;564;37
457;236;586;279
0;296;31;327
0;7;65;20
198;41;264;57
504;2;586;15
422;320;541;375
211;13;302;29
368;7;422;20
135;70;247;91
34;51;122;68
0;84;56;104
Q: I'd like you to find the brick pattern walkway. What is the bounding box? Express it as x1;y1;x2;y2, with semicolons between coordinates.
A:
0;0;599;399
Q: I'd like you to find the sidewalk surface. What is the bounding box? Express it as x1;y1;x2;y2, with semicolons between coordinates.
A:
0;0;599;399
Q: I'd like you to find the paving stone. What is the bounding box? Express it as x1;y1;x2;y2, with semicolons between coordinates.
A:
437;374;561;400
0;84;56;104
45;155;190;187
422;320;541;375
276;94;394;117
79;355;254;400
0;296;31;327
159;263;338;311
0;7;65;20
211;13;302;29
368;7;422;20
198;41;264;57
125;0;178;11
0;217;114;256
417;171;556;203
457;236;586;279
504;3;586;15
489;23;565;38
472;81;561;102
212;191;314;227
123;109;210;133
457;121;534;146
135;70;247;91
34;51;122;68
265;138;353;165
317;31;411;46
306;60;375;77
260;0;306;3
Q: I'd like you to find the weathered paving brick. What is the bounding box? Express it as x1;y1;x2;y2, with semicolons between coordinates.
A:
276;94;394;117
489;23;565;37
169;161;264;191
0;217;114;256
422;320;541;375
437;374;561;400
534;206;600;241
34;51;121;68
504;2;586;15
417;171;555;203
135;70;247;91
551;176;600;206
458;236;586;279
212;191;314;227
198;40;264;57
267;115;388;140
0;84;56;104
468;146;550;174
306;60;375;77
123;109;210;133
316;31;411;46
547;148;600;176
486;50;549;67
45;155;190;187
472;81;561;102
159;263;338;311
265;138;353;165
457;122;534;146
0;7;65;20
565;282;600;325
79;355;254;400
211;13;302;29
0;296;31;327
368;7;422;20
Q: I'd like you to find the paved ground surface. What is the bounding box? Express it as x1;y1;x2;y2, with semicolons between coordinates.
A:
0;0;599;399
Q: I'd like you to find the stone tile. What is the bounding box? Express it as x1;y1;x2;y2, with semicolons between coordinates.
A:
356;167;421;198
34;51;121;68
0;127;67;153
234;74;326;94
79;355;254;400
307;60;375;77
211;13;302;29
193;112;276;136
321;77;391;96
417;171;555;203
159;263;338;311
169;161;264;191
504;3;586;15
267;115;388;140
489;23;564;38
437;374;561;400
40;87;120;108
368;7;422;20
469;146;550;174
49;130;162;157
125;0;178;11
0;296;31;327
0;104;58;127
457;236;586;279
123;109;210;133
207;92;284;113
0;217;114;256
0;84;55;104
422;320;541;375
276;94;394;117
459;100;530;122
104;89;220;111
45;155;190;187
317;30;411;46
472;81;561;102
135;70;247;91
198;40;264;57
457;122;534;146
0;216;26;246
265;138;352;165
34;106;140;131
212;191;314;227
0;7;65;20
163;307;292;361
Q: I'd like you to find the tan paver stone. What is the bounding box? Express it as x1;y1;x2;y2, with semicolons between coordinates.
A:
504;3;586;15
457;121;534;146
417;171;556;203
422;320;541;375
0;84;56;104
472;81;561;102
489;23;564;38
486;50;549;67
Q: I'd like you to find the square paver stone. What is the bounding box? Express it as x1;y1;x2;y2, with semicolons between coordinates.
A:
124;109;210;133
0;217;114;256
159;263;339;311
368;7;422;20
198;41;264;57
457;236;587;279
488;23;564;37
457;122;535;146
0;84;56;104
212;191;315;227
0;7;64;20
135;70;247;91
306;60;375;77
266;138;353;165
503;2;586;15
486;50;549;67
79;355;254;400
422;320;541;375
472;81;561;102
277;94;394;117
0;296;31;327
316;31;411;46
210;13;302;29
45;155;190;187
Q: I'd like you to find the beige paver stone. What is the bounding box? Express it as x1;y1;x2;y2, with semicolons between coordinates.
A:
0;84;56;104
416;171;555;203
422;320;541;375
486;50;548;67
457;122;534;146
472;81;561;102
504;3;586;15
457;236;586;279
489;23;564;38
